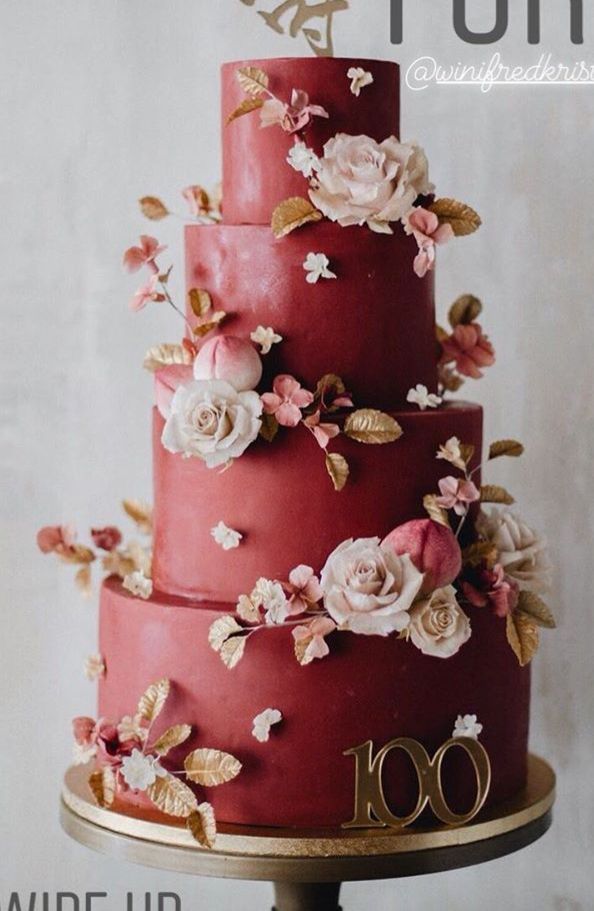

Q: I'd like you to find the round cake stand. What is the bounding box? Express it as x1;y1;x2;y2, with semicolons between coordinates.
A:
60;755;555;911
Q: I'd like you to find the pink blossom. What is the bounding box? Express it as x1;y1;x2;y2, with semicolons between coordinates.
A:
292;617;336;663
261;375;314;428
73;716;96;746
436;476;480;516
123;235;167;274
91;527;122;552
154;364;193;419
382;519;462;595
303;411;341;450
405;207;454;278
182;185;210;218
285;565;323;615
130;274;163;312
37;525;77;556
260;89;329;135
440;323;496;380
462;564;519;618
92;718;142;768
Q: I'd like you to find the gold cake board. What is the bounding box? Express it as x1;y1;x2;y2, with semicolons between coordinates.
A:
61;756;555;910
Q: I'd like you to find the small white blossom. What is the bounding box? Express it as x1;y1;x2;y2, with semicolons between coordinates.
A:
436;436;466;472
250;325;283;355
211;521;243;551
303;252;337;284
453;714;484;740
252;708;283;743
252;578;290;625
123;571;153;600
287;141;320;178
84;654;106;681
347;66;374;97
120;749;167;791
72;742;97;766
407;384;442;411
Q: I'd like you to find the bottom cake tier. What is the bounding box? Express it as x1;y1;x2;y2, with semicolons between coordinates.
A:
98;578;530;829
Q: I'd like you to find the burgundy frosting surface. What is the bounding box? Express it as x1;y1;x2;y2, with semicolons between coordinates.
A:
222;58;400;225
152;403;483;602
185;222;438;410
99;578;530;828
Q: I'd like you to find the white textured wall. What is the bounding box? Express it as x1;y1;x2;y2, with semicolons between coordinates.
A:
1;1;593;908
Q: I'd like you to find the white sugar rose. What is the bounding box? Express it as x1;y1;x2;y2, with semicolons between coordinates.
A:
309;134;433;233
477;509;552;593
320;537;424;636
408;585;471;659
162;379;262;469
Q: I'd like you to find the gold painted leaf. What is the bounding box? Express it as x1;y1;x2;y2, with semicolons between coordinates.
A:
237;66;270;97
436;324;449;345
460;443;476;468
60;545;95;566
314;373;347;404
271;197;323;239
259;413;279;443
236;595;261;624
139;196;169;221
88;767;116;808
517;591;557;630
227;97;264;124
208;616;242;652
137;678;170;724
462;540;498;569
143;343;192;373
488;439;525;460
188;288;212;318
506;612;540;667
294;636;314;667
220;635;247;669
344;410;403;445
147;773;197;819
75;565;93;597
193;311;227;337
325;452;350;492
122;499;153;534
438;364;465;393
423;494;450;528
184;748;242;787
429;198;482;237
480;485;515;505
187;803;217;849
152;724;193;757
448;294;483;328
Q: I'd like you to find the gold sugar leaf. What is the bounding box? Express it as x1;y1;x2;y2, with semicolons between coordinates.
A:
122;499;153;535
75;565;93;597
184;748;242;787
139;196;169;221
192;311;227;337
517;591;557;630
143;343;192;373
137;678;170;724
460;443;476;467
259;413;279;443
436;324;449;344
220;635;247;669
208;616;242;652
236;595;261;624
152;724;193;757
237;66;270;97
271;197;323;239
147;773;197;819
462;540;499;569
423;494;451;528
344;409;403;445
188;288;212;318
506;612;540;667
88;767;116;808
325;452;350;492
448;294;483;328
187;803;217;849
438;365;465;393
227;97;264;124
294;637;313;666
60;545;95;566
480;485;515;505
429;198;482;237
488;439;525;460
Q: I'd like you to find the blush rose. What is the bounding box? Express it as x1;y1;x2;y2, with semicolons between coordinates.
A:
382;519;462;595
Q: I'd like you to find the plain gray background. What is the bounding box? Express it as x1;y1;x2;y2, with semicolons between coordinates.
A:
1;1;593;908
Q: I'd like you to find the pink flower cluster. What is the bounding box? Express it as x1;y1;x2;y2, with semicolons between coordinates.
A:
37;525;77;558
440;323;496;380
462;563;519;618
123;235;167;312
261;89;328;135
436;476;480;516
405;208;454;278
261;375;314;427
73;716;146;771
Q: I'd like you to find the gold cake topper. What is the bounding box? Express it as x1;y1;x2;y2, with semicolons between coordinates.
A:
239;0;350;57
343;737;492;830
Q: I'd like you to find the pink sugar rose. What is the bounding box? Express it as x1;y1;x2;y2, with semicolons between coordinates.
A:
193;336;263;393
292;617;337;664
72;716;96;746
37;524;77;556
123;235;167;274
462;563;520;618
91;526;123;553
440;323;496;380
405;207;454;278
436;476;480;516
382;519;462;595
260;89;329;134
285;565;323;615
130;274;163;312
261;375;315;428
93;719;141;768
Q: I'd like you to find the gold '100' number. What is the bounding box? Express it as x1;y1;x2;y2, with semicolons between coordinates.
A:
342;737;492;829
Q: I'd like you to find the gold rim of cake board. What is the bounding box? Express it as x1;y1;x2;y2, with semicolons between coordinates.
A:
61;755;555;866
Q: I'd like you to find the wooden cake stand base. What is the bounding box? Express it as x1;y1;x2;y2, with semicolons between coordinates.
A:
61;755;555;911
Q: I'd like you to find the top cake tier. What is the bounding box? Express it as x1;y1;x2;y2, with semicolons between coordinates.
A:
222;57;400;225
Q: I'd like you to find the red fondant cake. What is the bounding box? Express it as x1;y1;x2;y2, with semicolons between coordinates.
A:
44;56;556;846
